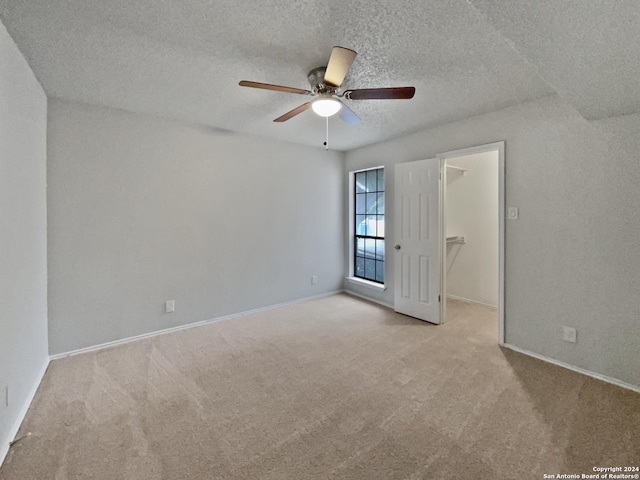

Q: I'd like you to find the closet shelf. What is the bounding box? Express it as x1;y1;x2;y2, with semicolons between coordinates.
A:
446;165;467;176
446;235;466;244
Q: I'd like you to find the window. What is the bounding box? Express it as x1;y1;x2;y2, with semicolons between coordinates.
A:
354;167;384;284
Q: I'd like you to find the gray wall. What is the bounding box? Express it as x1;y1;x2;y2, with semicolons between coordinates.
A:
344;95;640;388
48;99;345;354
0;21;48;457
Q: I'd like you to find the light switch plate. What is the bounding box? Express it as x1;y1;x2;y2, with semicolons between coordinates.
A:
165;300;175;313
508;207;519;219
563;326;577;343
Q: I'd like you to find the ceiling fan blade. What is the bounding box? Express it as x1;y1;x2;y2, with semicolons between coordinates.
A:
273;102;311;122
338;101;361;126
345;87;416;100
239;80;311;95
324;46;357;88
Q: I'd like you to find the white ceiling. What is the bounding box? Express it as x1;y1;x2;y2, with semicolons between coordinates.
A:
0;0;636;151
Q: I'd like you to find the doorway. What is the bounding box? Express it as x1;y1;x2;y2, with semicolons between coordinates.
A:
439;142;505;343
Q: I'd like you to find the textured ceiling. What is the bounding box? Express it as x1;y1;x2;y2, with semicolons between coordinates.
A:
0;1;635;151
468;0;640;121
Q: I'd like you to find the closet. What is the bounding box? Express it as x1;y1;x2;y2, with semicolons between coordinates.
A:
444;150;499;312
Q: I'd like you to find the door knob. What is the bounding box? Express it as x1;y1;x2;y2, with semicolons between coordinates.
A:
395;245;401;250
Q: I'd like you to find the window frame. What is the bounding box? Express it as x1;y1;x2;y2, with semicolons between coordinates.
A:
347;166;386;289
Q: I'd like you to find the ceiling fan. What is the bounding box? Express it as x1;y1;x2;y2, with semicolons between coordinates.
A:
239;46;415;125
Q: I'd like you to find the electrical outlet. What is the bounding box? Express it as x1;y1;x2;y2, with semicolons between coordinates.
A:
508;207;519;220
563;326;577;343
165;300;175;313
311;275;318;285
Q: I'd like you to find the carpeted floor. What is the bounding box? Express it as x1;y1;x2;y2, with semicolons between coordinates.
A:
1;293;639;479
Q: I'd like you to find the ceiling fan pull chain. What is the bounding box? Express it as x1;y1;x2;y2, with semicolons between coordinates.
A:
325;115;329;151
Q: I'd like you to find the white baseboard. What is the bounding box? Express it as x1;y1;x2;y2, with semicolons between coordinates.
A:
50;290;345;360
1;356;50;467
344;289;394;309
446;294;497;310
502;344;640;394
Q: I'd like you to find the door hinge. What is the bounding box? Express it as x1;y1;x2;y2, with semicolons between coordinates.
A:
438;295;441;302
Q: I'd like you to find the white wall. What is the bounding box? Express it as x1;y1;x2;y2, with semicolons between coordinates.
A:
0;21;48;462
344;95;640;388
445;151;499;307
48;99;345;354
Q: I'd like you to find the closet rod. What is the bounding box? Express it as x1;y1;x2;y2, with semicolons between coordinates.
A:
446;235;466;244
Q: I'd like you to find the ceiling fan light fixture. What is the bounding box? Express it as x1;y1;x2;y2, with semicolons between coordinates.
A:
312;98;342;117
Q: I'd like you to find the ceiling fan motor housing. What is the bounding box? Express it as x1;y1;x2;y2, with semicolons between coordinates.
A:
308;67;336;95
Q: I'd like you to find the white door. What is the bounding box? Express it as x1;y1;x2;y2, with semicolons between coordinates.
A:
394;158;441;323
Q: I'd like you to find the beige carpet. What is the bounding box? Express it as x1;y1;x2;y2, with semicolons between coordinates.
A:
1;294;638;479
